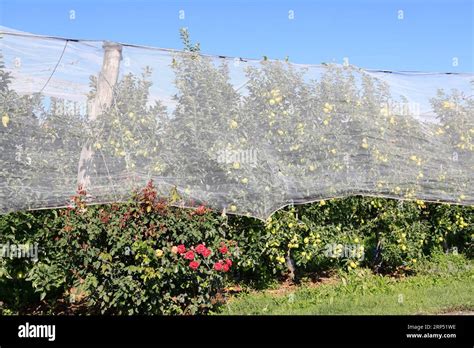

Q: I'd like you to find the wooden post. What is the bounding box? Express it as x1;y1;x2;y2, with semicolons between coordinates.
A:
77;42;122;190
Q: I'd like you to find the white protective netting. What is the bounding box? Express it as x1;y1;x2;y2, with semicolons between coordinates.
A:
1;29;473;219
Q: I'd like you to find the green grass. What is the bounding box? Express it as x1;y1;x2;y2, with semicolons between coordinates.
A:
219;254;474;315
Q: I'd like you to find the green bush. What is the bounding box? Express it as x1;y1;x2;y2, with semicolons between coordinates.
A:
0;210;54;313
1;181;238;314
226;197;473;281
413;251;472;278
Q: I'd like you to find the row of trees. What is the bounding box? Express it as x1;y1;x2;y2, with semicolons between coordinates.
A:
1;31;472;218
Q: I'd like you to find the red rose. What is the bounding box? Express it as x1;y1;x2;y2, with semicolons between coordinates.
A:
213;262;223;271
195;205;207;215
177;244;186;254
219;245;228;254
189;261;200;270
222;263;230;272
184;250;195;260
202;248;212;258
225;259;232;267
195;243;206;255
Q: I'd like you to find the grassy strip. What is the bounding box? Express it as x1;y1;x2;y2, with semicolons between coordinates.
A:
219;256;474;315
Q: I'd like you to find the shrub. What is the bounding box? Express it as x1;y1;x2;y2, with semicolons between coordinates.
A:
413;251;472;278
0;210;54;314
227;197;473;280
1;181;238;315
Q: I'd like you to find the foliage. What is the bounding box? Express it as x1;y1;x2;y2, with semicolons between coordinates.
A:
1;30;473;315
1;30;473;218
0;181;238;315
0;191;472;314
226;197;473;281
221;253;474;315
88;68;168;179
0;52;84;213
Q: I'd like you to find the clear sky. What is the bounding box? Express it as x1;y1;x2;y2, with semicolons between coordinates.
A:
0;0;472;72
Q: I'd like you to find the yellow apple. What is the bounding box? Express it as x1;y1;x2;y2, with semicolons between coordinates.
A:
2;113;9;127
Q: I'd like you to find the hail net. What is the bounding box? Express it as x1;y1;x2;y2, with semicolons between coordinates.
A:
1;30;473;219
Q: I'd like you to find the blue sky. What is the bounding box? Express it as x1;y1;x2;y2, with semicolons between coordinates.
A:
0;0;472;72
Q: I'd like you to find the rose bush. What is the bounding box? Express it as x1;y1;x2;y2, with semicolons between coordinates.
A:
0;181;238;315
